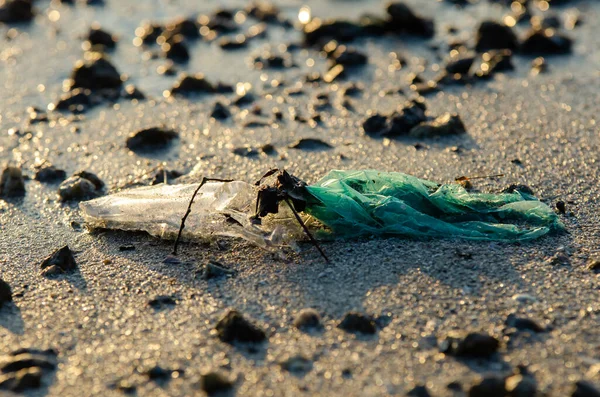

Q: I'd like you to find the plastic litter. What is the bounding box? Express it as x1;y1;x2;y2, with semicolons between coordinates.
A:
304;170;562;241
81;169;562;247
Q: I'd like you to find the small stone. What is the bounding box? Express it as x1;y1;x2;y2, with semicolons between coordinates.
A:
40;246;77;274
505;374;538;397
126;127;178;152
53;88;96;113
445;54;475;74
87;26;117;48
521;29;572;55
280;354;313;374
331;45;368;66
386;2;435;37
210;102;231;120
293;308;322;331
148;295;176;309
572;381;600;397
338;312;377;334
233;92;256;107
544;251;570;266
215;309;266;343
232;146;259;157
410;113;466;138
363;114;390;136
440;332;500;358
119;245;135;252
407;385;432;397
303;19;364;47
144;365;172;380
506;314;545;333
199;371;233;396
0;0;34;24
475;21;518;52
503;184;534;195
200;261;235;280
288;138;332;151
469;376;506;397
163;35;189;62
170;74;215;96
555;201;566;214
69;52;122;91
0;278;12;307
58;176;98;201
0;166;26;197
34;165;66;183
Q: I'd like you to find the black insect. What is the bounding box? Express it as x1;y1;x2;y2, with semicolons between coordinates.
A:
172;169;329;262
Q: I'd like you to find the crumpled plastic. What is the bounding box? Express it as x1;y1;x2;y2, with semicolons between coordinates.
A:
304;170;563;241
80;181;296;247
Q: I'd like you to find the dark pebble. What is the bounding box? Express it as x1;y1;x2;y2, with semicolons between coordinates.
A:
199;371;233;396
40;246;77;274
520;28;572;55
475;21;518;52
469;376;506;397
119;245;135;252
293;308;322;331
144;365;173;380
506;314;545;333
0;0;34;23
34;165;66;183
232;146;259;157
210;102;231;120
53;88;96;113
386;2;435;37
407;385;432;397
280;355;313;374
0;166;26;197
446;54;475;74
170;74;215;96
440;332;500;358
58;176;99;201
246;1;280;23
126;127;178;152
167;17;200;39
219;35;247;50
0;278;12;307
288;138;332;151
409;113;466;138
74;171;104;190
337;312;377;334
87;26;117;49
472;49;514;80
148;295;176;309
572;380;600;397
163;35;190;63
363;114;390;136
233;92;256;107
70;53;122;91
343;83;363;97
200;260;235;280
556;200;566;214
215;309;267;343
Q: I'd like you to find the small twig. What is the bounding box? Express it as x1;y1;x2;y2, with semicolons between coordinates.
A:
284;198;330;263
172;177;233;255
455;173;504;181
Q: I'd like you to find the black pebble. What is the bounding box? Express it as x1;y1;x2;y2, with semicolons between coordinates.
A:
148;295;176;309
199;372;233;396
385;2;435;38
520;29;572;55
293;308;322;331
200;261;234;280
288;138;332;151
0;278;12;307
572;380;600;397
122;85;145;100
170;74;216;96
469;376;506;397
363;114;390;136
0;0;34;23
58;172;104;202
475;21;518;52
0;166;26;197
506;314;545;333
119;245;135;252
53;88;96;113
210;102;231;120
87;26;117;49
440;332;500;358
337;312;377;334
40;246;77;274
126;127;178;152
34;165;66;183
406;385;431;397
215;309;267;343
70;53;122;91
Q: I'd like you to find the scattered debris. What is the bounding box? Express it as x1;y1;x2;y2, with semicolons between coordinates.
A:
40;246;77;276
337;312;377;334
126;127;179;152
215;309;267;343
0;166;26;197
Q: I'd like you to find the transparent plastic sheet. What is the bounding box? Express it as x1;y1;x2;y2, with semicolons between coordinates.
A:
80;181;299;247
304;170;563;242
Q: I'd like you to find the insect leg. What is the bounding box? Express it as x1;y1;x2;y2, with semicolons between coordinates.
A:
172;177;233;255
284;198;330;263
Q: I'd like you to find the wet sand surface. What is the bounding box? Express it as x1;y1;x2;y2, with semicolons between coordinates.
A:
1;0;600;395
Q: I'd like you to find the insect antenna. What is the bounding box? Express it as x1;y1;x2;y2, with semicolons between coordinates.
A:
284;198;330;263
173;177;233;255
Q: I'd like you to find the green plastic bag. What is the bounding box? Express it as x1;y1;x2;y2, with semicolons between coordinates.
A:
304;170;563;241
